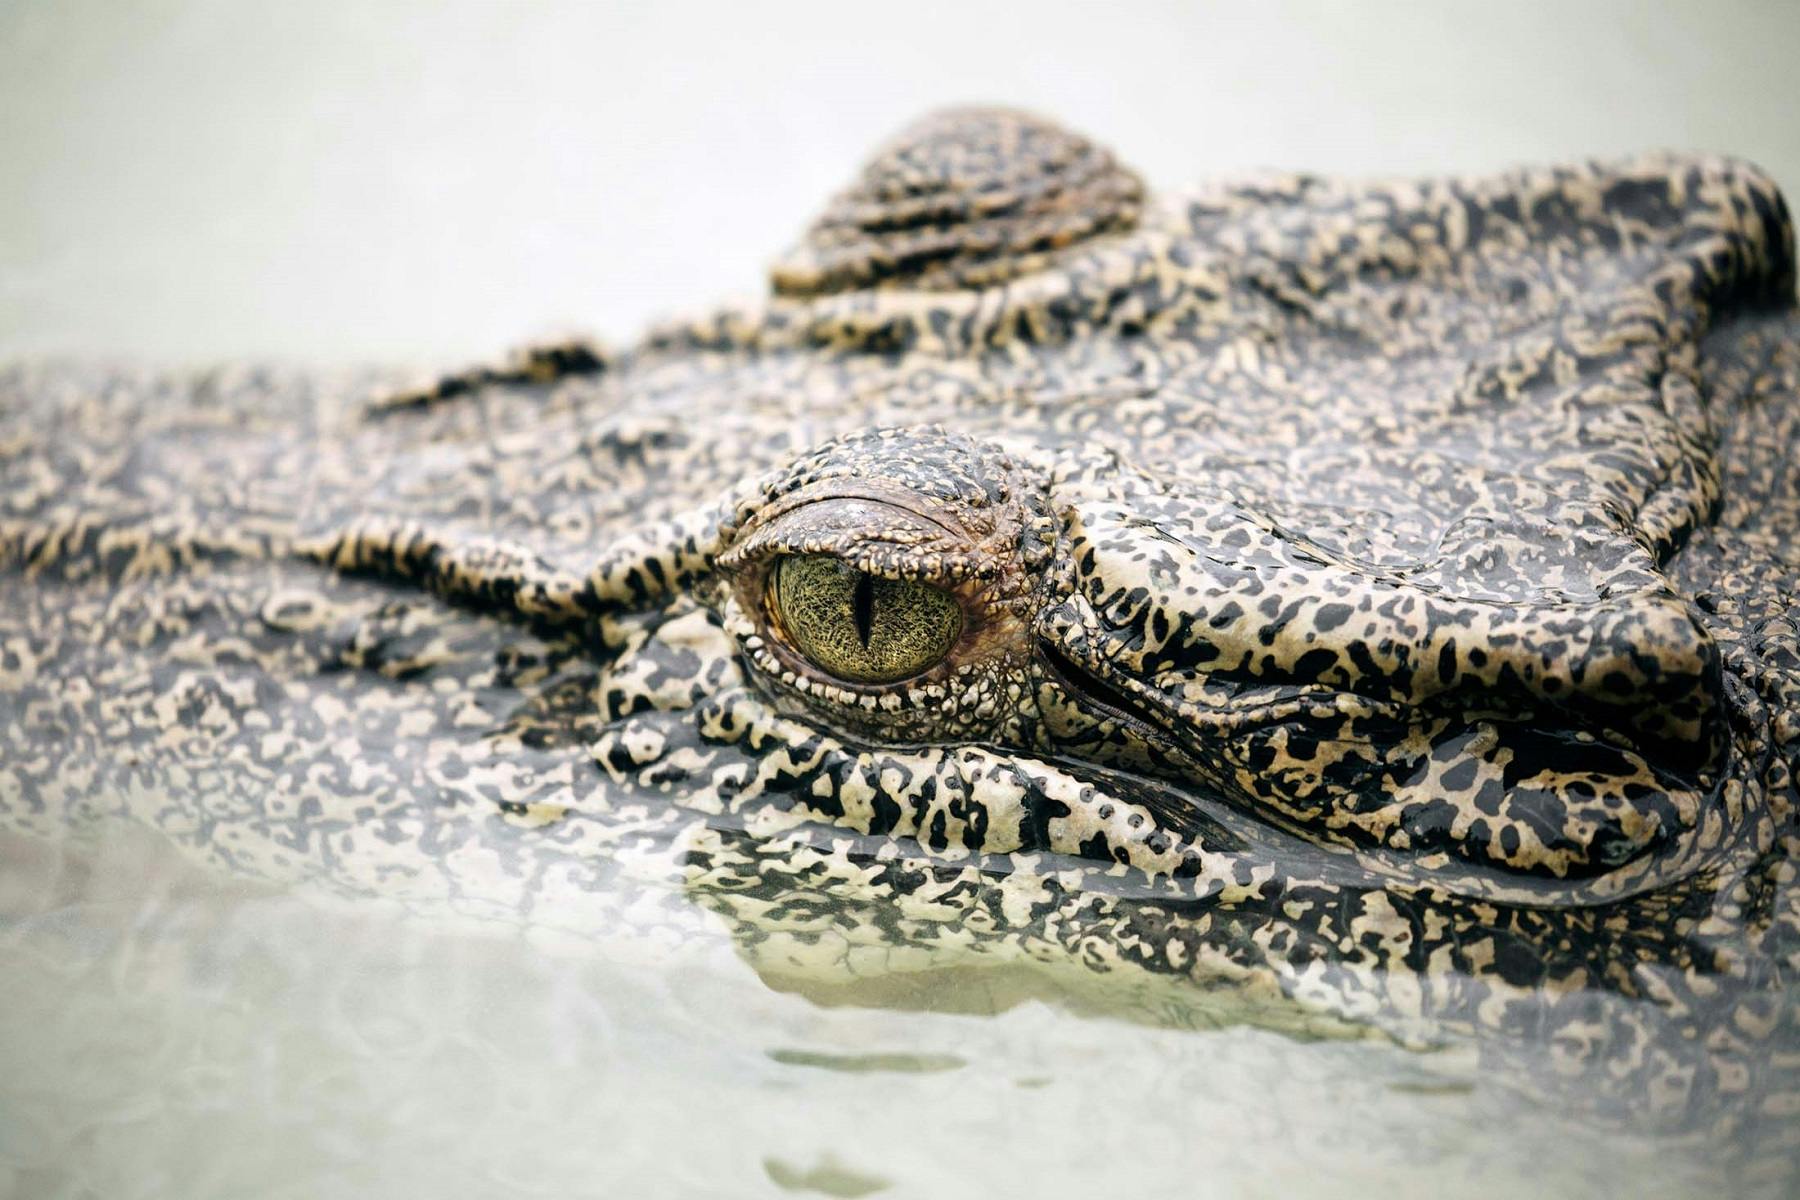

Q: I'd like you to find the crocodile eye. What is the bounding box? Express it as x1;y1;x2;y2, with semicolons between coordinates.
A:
770;555;962;685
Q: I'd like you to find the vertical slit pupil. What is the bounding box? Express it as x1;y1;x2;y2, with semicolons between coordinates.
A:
852;571;875;648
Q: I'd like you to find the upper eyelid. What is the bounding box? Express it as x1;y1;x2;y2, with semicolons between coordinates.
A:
723;515;978;583
747;537;965;579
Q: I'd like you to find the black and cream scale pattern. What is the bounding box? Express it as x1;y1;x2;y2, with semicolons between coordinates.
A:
3;109;1797;1182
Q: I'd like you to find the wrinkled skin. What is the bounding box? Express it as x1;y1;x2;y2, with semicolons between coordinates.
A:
3;110;1798;1181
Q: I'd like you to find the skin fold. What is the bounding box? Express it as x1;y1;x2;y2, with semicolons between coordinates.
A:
2;109;1797;1180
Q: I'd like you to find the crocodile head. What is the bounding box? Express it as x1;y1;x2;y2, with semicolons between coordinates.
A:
537;108;1776;906
5;109;1798;1148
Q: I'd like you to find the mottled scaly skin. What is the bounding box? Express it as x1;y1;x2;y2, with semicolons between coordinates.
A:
3;110;1797;1185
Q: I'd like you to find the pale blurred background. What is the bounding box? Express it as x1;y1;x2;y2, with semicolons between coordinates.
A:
2;0;1797;367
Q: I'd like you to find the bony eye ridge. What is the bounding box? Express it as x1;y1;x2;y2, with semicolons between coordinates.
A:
769;555;962;685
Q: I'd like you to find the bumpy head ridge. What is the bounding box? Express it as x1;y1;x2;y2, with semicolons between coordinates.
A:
770;106;1146;296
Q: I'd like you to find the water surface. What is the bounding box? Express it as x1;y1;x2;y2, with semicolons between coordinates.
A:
0;822;1740;1199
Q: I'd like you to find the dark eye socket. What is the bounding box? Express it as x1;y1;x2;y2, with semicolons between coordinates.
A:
769;555;962;685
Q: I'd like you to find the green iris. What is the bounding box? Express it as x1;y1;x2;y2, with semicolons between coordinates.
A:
771;555;962;685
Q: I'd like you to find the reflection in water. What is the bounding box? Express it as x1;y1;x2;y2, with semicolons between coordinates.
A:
763;1155;891;1199
766;1049;965;1074
0;822;1741;1199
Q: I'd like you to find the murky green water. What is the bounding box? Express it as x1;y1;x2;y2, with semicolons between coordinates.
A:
0;822;1736;1199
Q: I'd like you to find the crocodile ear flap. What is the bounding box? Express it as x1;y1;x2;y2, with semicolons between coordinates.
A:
770;107;1145;297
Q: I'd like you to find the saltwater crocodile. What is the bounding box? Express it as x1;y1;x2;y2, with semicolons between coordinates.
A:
2;109;1797;1180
